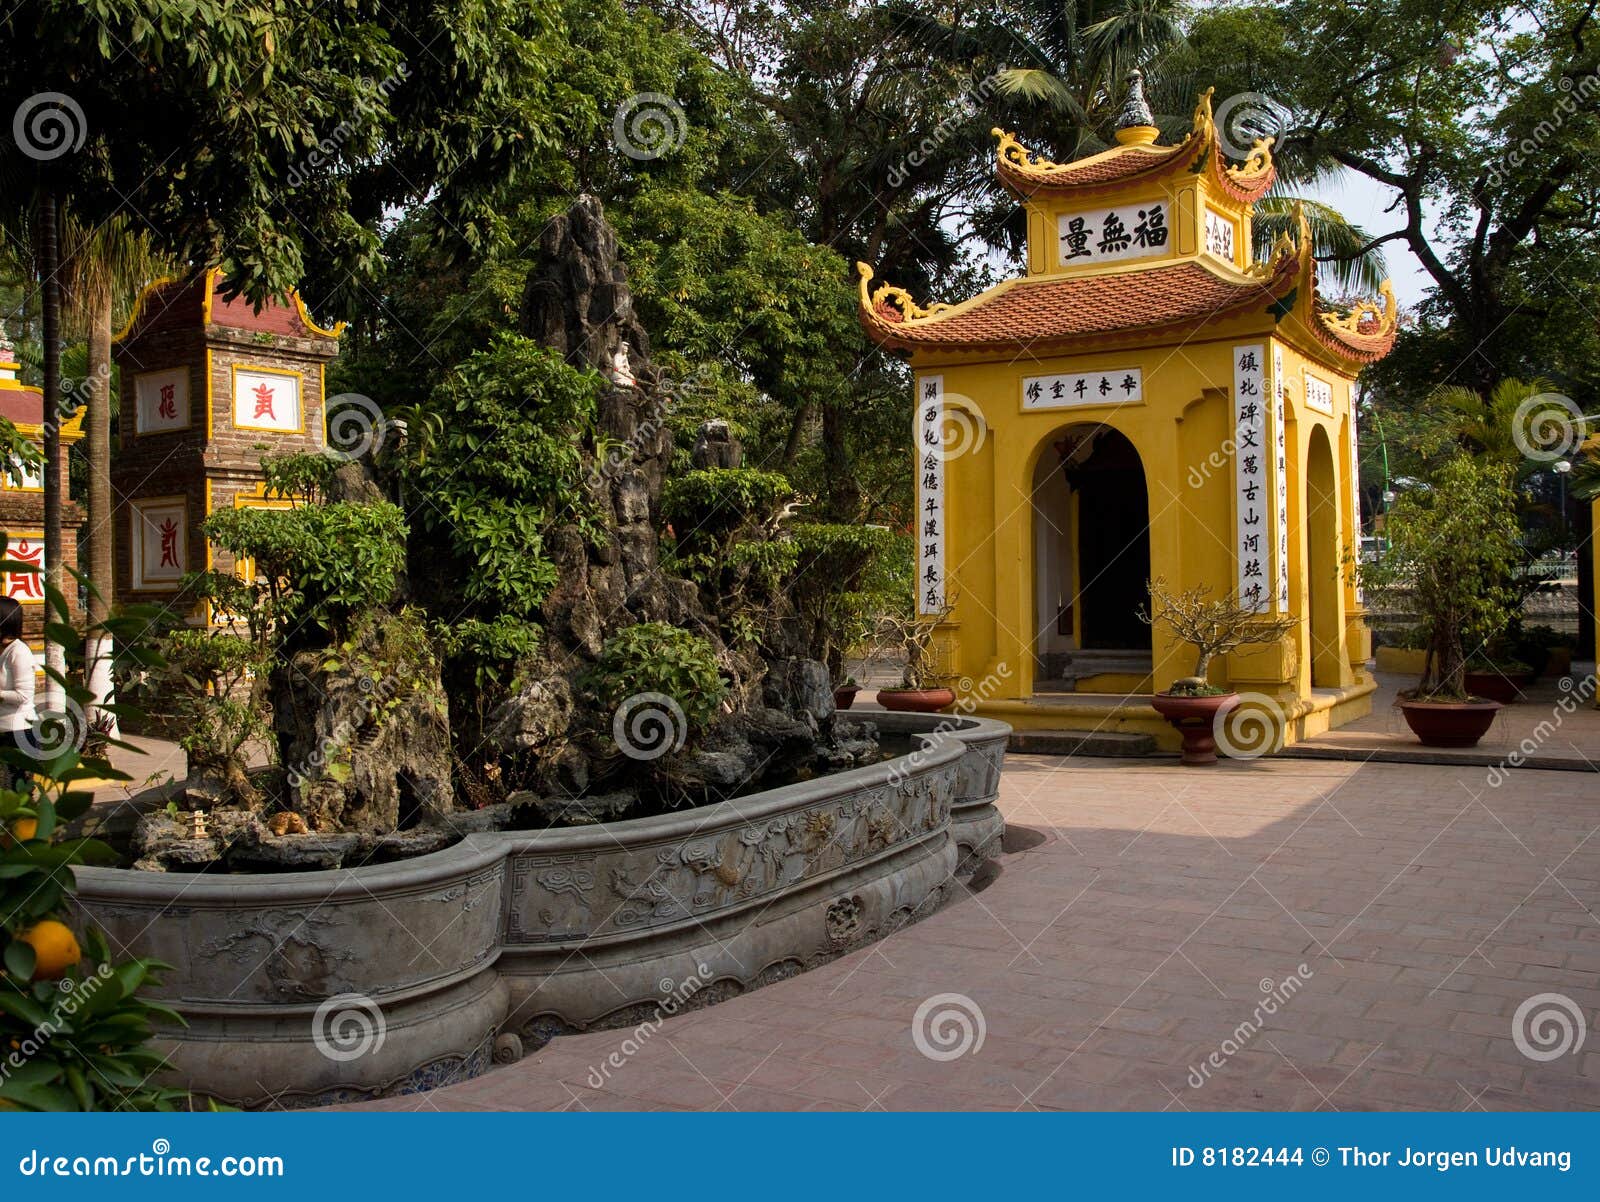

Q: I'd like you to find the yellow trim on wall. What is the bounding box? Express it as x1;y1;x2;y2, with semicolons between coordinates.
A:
227;363;307;434
111;274;181;345
289;290;348;339
200;267;219;325
204;349;214;440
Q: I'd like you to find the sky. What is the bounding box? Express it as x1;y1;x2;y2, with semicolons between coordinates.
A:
1317;170;1442;310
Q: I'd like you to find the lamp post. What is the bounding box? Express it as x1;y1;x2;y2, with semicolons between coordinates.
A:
1554;458;1572;536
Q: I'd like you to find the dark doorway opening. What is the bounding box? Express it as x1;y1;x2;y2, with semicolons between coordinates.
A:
1060;428;1152;651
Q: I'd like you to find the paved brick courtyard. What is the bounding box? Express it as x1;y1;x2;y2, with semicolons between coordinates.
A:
354;752;1600;1112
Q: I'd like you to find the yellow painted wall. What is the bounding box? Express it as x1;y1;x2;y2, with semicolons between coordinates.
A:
918;325;1372;743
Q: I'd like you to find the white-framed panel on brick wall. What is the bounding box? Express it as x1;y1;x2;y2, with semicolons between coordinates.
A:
1;453;43;492
131;496;189;591
231;365;305;434
134;366;192;434
2;531;45;603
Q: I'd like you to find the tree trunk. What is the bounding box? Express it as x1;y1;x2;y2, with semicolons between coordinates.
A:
820;400;858;520
38;190;64;713
85;283;116;733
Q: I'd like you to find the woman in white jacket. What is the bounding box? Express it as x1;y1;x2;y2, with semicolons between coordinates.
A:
0;596;37;786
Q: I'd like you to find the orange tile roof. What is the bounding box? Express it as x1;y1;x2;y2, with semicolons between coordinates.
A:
992;89;1278;203
860;257;1300;353
996;136;1205;199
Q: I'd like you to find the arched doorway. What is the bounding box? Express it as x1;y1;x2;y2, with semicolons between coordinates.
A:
1305;426;1343;687
1032;425;1151;688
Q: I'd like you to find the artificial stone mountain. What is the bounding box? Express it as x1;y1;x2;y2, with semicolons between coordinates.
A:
486;194;876;809
134;195;872;869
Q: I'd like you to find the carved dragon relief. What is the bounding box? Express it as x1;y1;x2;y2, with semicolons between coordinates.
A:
1320;279;1398;335
855;262;953;325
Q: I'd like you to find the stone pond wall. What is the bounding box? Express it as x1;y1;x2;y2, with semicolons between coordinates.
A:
71;714;1008;1108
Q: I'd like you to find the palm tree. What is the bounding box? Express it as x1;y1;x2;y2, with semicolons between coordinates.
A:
889;0;1388;286
59;214;167;730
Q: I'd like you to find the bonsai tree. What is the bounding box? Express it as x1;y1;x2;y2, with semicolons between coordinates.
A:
871;600;955;691
1359;454;1522;700
1138;579;1297;696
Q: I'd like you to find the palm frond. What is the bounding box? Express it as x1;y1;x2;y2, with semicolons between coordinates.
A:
1253;195;1389;294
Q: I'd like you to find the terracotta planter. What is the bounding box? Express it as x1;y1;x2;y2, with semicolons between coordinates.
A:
832;685;860;711
1150;692;1239;766
1462;671;1534;705
877;687;956;714
1398;699;1501;748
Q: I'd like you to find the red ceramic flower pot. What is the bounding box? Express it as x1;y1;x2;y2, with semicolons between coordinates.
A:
1150;692;1240;765
876;687;956;714
832;685;860;711
1398;699;1501;748
1462;671;1533;705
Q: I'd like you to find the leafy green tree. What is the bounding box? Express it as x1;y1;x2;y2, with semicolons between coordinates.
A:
1360;455;1523;698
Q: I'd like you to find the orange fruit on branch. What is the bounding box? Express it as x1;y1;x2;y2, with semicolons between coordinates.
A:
18;920;81;980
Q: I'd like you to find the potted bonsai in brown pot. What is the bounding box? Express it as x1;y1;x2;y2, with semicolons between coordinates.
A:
1138;581;1297;764
871;602;956;713
833;676;861;710
1359;454;1522;747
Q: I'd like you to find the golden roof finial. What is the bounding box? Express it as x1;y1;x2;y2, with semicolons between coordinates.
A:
856;262;952;324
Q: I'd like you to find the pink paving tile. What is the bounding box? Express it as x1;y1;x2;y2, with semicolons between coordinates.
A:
338;754;1600;1113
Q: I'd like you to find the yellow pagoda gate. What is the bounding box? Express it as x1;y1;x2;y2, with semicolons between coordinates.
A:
858;83;1399;750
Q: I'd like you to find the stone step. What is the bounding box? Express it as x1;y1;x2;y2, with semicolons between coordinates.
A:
1007;729;1160;757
